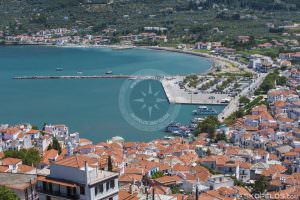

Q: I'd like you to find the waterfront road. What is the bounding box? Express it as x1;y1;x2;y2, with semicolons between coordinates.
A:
218;72;268;122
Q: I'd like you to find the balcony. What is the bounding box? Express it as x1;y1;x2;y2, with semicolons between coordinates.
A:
37;187;80;199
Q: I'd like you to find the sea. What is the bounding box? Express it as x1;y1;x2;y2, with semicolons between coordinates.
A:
0;45;225;142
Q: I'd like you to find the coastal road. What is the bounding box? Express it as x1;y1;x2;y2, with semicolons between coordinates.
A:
218;72;267;121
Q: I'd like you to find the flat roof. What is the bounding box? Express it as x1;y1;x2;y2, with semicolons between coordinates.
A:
0;172;37;190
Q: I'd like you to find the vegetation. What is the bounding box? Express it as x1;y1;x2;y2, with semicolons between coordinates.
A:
183;75;199;88
239;96;250;105
253;176;269;194
254;71;285;95
1;0;299;46
48;137;62;154
151;171;164;179
31;125;39;130
224;96;264;125
215;133;228;142
0;186;18;200
4;148;41;167
170;186;181;194
196;116;221;139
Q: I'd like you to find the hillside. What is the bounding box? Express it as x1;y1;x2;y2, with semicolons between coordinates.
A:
0;0;299;42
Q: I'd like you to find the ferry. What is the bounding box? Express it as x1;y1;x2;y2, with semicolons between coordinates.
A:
193;106;218;115
56;68;64;71
105;70;113;75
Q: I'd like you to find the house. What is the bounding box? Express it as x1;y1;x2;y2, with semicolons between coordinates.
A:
39;149;59;168
2;127;21;140
206;175;234;190
0;157;22;172
257;42;273;48
37;154;119;200
194;42;211;50
237;36;251;43
26;129;40;140
0;173;38;200
153;175;182;187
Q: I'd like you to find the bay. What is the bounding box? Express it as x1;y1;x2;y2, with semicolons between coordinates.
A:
0;45;224;142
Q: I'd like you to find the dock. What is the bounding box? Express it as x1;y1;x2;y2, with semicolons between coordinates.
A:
12;75;163;80
161;77;230;105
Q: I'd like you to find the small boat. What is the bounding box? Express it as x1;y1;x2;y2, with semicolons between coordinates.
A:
56;68;64;71
193;106;217;115
77;71;83;75
105;70;113;75
165;122;181;133
191;117;204;123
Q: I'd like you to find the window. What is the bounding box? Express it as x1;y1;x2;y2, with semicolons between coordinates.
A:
110;179;115;189
106;181;109;191
95;186;98;196
99;184;103;193
80;186;85;195
67;187;71;195
46;195;51;200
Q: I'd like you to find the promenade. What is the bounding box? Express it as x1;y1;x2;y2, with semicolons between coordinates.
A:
217;73;268;121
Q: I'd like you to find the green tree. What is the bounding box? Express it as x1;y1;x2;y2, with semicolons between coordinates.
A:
151;171;164;179
4;148;41;167
196;116;221;139
48;137;62;154
216;133;228;142
276;76;287;86
253;176;268;193
0;186;18;200
239;96;250;105
31;125;39;130
107;156;113;172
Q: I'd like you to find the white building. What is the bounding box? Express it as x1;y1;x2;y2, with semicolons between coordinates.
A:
37;155;119;200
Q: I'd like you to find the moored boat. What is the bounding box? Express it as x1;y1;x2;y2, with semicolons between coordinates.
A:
193;106;217;115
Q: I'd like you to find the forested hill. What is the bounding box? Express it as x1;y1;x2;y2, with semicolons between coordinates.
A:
0;0;299;39
193;0;300;10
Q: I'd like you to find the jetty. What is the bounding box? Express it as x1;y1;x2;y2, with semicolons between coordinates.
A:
12;75;163;80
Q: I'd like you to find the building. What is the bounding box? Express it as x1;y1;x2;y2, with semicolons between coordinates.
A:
37;155;119;200
0;172;38;200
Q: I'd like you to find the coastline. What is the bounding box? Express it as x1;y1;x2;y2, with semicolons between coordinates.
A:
2;42;247;75
143;46;248;74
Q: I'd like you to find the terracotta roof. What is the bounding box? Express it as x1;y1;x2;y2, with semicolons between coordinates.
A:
154;175;182;185
119;174;143;183
42;149;58;165
26;129;40;134
54;155;98;168
0;166;9;172
1;157;22;165
118;190;138;200
17;164;35;173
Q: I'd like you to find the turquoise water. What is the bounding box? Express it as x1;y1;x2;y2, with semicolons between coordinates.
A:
0;45;224;142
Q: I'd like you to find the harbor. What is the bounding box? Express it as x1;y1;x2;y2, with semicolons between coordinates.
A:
161;77;230;105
